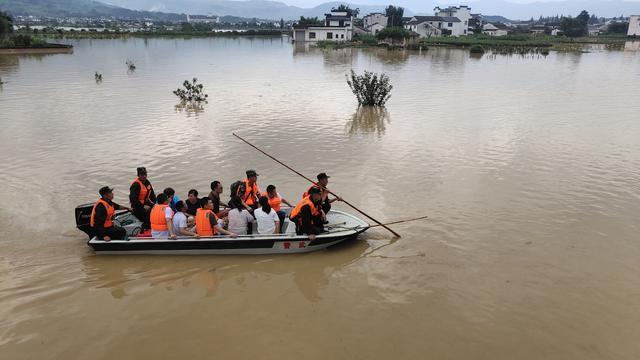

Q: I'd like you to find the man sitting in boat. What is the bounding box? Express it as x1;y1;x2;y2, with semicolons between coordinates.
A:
208;180;229;218
290;187;325;241
129;167;156;230
266;184;292;231
236;170;261;212
150;193;177;239
196;197;237;238
173;200;199;238
91;186;131;241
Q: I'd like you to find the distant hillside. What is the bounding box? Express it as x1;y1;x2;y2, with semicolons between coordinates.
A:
0;0;185;20
102;0;413;20
482;15;513;23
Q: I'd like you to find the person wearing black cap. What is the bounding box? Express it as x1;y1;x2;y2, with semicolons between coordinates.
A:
129;167;156;230
90;186;131;241
237;169;262;212
302;172;342;214
289;187;325;240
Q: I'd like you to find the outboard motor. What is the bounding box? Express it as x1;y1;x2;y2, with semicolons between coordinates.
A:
75;203;95;239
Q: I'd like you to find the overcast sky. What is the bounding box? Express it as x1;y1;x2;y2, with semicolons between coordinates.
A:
277;0;640;14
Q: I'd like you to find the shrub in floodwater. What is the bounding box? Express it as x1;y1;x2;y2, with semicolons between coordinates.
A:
346;70;392;107
469;45;485;54
173;78;208;103
94;72;102;82
126;59;136;71
540;49;550;56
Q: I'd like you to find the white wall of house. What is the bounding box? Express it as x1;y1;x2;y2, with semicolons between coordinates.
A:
446;20;466;36
367;23;386;35
482;23;508;36
294;27;352;42
363;13;388;28
629;15;640;36
435;6;471;30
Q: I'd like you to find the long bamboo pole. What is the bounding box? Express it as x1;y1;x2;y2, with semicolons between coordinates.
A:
232;133;401;238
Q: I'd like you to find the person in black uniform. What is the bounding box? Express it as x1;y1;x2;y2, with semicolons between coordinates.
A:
290;187;325;240
91;186;131;241
129;167;156;230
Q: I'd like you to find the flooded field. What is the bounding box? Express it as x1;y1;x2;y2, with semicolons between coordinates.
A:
1;37;639;359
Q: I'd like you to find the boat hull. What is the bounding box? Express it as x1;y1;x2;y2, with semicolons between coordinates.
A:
89;232;365;255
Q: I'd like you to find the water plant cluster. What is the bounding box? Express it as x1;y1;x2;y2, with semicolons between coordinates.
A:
173;78;209;103
125;60;136;71
346;70;393;107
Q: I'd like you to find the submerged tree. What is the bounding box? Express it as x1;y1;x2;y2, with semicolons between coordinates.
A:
173;78;208;115
174;78;208;102
126;59;136;71
94;71;103;82
346;70;392;107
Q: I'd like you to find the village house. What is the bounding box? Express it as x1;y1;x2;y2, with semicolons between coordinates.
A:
629;15;640;36
403;5;471;37
292;10;353;42
434;5;471;35
363;13;388;29
468;14;483;34
482;22;509;36
529;24;547;35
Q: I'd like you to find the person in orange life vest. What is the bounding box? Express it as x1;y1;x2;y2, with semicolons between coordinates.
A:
129;167;156;230
150;193;177;239
289;187;325;240
91;186;131;241
266;184;292;232
302;172;342;214
195;197;237;238
237;169;261;212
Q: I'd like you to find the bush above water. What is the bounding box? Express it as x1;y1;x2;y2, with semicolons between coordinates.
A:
346;70;393;107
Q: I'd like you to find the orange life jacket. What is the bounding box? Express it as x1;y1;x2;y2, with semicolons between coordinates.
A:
150;204;173;231
268;193;282;212
90;198;115;228
302;184;322;199
238;179;260;206
289;196;321;221
195;208;218;236
132;178;151;205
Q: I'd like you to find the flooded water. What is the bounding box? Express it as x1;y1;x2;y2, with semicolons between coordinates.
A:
1;37;640;359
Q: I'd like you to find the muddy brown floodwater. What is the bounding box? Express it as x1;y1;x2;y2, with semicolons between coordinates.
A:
1;37;640;359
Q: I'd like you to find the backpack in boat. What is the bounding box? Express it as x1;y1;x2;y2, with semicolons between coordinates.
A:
230;180;246;199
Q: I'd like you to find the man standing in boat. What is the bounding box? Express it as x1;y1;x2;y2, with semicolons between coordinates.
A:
91;186;131;241
290;187;325;240
303;172;341;214
129;167;156;230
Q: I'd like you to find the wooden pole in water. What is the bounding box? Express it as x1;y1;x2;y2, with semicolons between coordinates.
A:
368;215;429;228
232;133;402;238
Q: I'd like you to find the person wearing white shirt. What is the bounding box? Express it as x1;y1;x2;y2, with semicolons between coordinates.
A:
172;200;199;238
227;196;255;235
254;196;280;234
